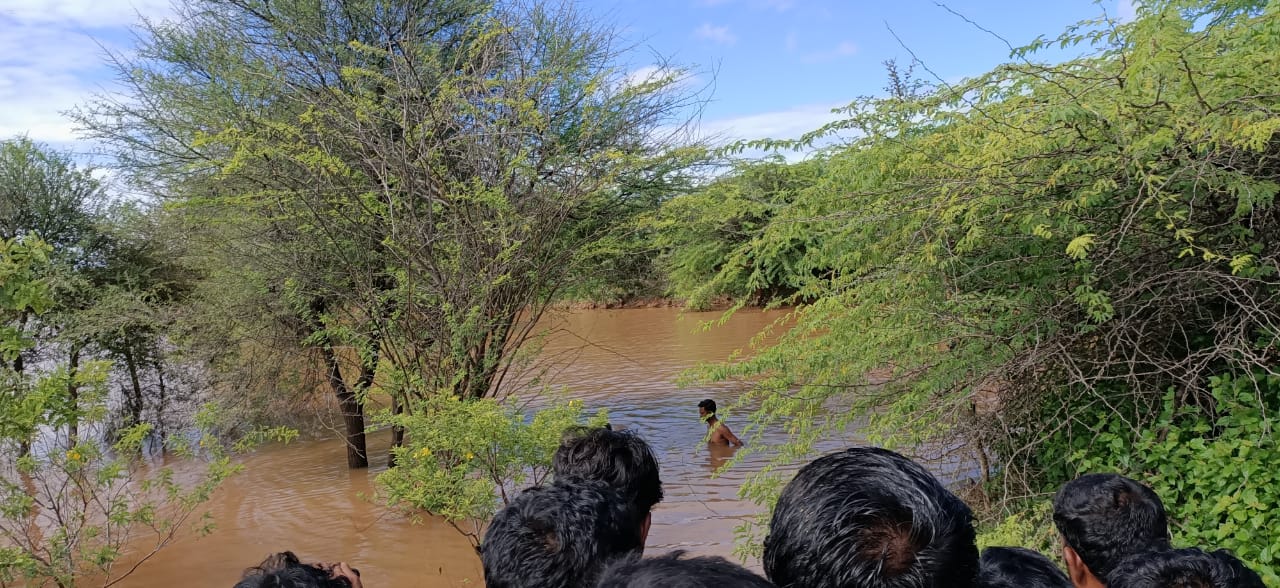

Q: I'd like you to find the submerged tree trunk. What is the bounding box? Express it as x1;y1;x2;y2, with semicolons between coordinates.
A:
123;345;144;429
67;344;81;446
321;344;369;469
154;356;168;442
387;395;405;468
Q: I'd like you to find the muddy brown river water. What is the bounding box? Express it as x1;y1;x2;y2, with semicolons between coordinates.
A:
120;307;874;587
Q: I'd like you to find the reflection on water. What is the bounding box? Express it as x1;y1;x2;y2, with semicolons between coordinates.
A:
705;443;739;472
120;307;865;587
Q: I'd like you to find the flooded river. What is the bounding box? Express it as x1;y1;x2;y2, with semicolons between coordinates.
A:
121;307;870;587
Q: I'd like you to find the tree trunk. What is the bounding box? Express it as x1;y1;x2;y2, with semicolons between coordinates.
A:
387;395;405;468
320;344;369;469
123;345;144;429
154;357;168;443
67;344;81;446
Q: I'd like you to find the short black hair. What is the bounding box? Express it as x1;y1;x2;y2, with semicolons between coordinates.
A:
763;447;979;588
235;552;352;588
596;550;776;587
698;399;716;413
481;479;644;588
554;426;663;513
1106;548;1265;588
978;547;1069;588
1052;473;1170;579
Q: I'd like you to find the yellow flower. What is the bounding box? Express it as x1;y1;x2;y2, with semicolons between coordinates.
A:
66;450;82;463
465;452;475;460
416;447;432;458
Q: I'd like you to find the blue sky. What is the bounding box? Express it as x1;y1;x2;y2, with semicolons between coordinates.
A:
0;0;1135;160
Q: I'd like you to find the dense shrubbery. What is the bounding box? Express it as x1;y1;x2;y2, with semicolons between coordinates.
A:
658;0;1280;567
376;396;607;547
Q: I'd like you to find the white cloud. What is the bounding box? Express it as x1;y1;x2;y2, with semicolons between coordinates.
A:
801;40;858;63
621;64;700;91
0;0;174;28
1117;0;1138;23
698;0;791;12
694;23;737;45
695;102;848;144
0;0;173;148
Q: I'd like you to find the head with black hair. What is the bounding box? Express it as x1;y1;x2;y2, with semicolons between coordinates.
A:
596;550;776;587
1052;474;1170;587
234;552;358;588
979;547;1070;588
481;479;645;588
762;447;979;588
554;426;663;516
698;399;717;416
1106;548;1264;588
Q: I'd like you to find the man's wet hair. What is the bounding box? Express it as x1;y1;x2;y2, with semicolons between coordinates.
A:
554;426;663;513
481;479;644;588
596;550;776;587
698;399;716;414
978;547;1069;588
1106;548;1265;588
1052;473;1170;580
234;552;352;588
762;447;979;588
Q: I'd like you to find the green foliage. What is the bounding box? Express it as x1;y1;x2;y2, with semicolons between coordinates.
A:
653;157;824;309
1048;374;1280;585
78;0;705;473
1;232;291;587
673;0;1280;559
975;501;1060;566
375;395;606;546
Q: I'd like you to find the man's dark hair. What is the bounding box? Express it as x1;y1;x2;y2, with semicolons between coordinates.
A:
481;479;644;588
1106;548;1265;588
554;426;662;513
698;399;716;414
235;552;352;588
762;447;979;588
596;550;776;587
1052;473;1170;579
978;547;1069;588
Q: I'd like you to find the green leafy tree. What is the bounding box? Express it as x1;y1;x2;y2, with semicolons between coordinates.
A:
653;157;824;309
79;0;702;470
1;236;290;587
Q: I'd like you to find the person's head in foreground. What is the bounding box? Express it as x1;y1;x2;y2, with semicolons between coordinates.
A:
762;447;979;588
481;479;645;588
1052;473;1170;588
1105;548;1264;588
979;546;1070;588
234;552;362;588
596;550;776;587
554;425;662;543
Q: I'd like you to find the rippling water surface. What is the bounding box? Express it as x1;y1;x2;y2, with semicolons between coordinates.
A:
123;307;872;587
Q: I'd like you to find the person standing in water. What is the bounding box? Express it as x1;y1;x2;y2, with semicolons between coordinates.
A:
698;399;743;446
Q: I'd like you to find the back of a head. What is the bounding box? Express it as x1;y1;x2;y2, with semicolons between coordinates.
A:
554;426;663;513
235;553;349;588
978;547;1070;588
1106;548;1265;588
762;447;979;588
698;399;716;414
482;479;645;588
596;550;775;588
1052;474;1170;579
